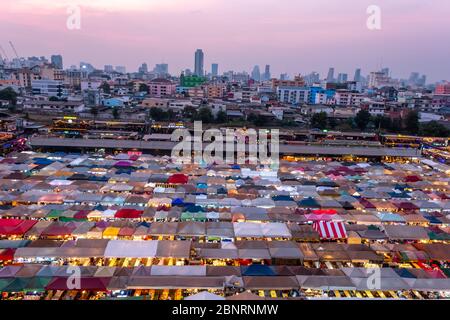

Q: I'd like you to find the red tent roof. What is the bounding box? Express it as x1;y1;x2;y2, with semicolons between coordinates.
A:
395;202;419;210
312;209;337;215
0;248;15;261
114;209;143;219
404;175;422;183
167;174;189;184
0;219;38;236
45;277;111;291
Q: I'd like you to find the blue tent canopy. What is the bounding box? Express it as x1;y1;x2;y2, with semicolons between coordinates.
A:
33;158;54;165
272;195;294;202
394;268;416;278
241;265;277;276
172;198;184;206
424;215;442;224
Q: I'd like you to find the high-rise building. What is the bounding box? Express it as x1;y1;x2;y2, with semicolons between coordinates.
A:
138;63;148;73
381;68;390;76
211;63;218;77
194;49;204;76
337;73;348;83
354;68;362;82
51;55;63;69
115;66;126;74
154;63;168;75
304;72;320;85
326;67;335;82
251;65;261;81
263;65;271;81
104;65;114;73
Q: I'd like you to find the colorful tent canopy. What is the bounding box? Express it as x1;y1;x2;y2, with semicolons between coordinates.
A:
313;221;347;240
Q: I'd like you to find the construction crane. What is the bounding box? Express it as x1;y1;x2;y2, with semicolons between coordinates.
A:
0;45;8;61
9;41;19;58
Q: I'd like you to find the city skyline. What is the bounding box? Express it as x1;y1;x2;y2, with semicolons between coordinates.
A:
1;0;449;82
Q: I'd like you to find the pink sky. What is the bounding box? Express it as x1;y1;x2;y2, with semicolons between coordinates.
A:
0;0;449;82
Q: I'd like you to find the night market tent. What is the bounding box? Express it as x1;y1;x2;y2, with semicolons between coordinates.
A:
296;275;355;290
241;265;277;276
46;277;111;291
268;241;304;260
313;221;347;240
155;240;192;258
242;276;299;290
94;266;117;277
238;248;271;260
14;246;106;259
350;277;410;291
383;225;429;241
177;222;206;236
150;265;206;276
148;222;178;236
404;278;450;291
226;291;265;300
126;276;225;289
0;265;23;278
104;240;158;258
413;243;450;261
376;213;406;223
185;291;225;300
206;222;235;238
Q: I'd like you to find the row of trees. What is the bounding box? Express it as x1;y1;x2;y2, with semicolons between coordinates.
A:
310;110;449;137
149;106;228;124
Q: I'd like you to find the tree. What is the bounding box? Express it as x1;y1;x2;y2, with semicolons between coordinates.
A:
247;114;267;127
354;109;371;131
373;115;392;131
100;82;111;94
215;110;228;123
182;106;198;122
327;117;338;129
0;87;18;105
139;83;149;93
404;110;420;134
310;112;328;130
149;107;167;121
112;107;120;119
419;121;450;137
197;107;213;123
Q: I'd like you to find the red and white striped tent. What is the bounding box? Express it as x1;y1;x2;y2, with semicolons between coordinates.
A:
313;221;347;240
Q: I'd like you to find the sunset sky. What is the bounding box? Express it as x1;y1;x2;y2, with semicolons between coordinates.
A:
0;0;449;81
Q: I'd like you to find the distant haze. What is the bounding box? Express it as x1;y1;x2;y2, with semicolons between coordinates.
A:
1;0;449;82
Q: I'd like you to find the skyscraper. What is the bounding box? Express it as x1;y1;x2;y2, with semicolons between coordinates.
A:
211;63;219;77
263;65;271;81
154;63;169;75
104;65;114;73
115;66;126;74
326;67;335;82
51;55;63;69
337;73;348;83
251;65;261;81
354;68;362;82
138;63;148;73
194;49;204;76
